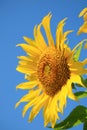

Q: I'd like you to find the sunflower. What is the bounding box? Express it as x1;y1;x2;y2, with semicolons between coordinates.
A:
77;7;87;35
16;13;87;128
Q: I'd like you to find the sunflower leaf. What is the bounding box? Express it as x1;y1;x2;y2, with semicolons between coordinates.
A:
74;91;87;99
76;77;87;88
81;77;87;87
73;43;82;61
83;121;87;130
54;105;87;130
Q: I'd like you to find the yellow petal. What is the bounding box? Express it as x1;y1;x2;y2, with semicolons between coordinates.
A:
70;59;87;68
17;56;38;65
34;24;47;51
83;13;87;21
15;89;41;108
42;13;54;47
71;68;87;75
70;59;87;75
64;44;72;58
29;55;39;62
18;60;36;67
78;8;87;35
17;56;32;61
50;97;59;128
77;22;87;35
16;44;41;56
68;86;77;100
23;36;37;47
79;8;87;19
84;43;87;49
18;57;37;69
70;74;85;87
44;98;52;127
25;73;37;81
16;81;38;90
22;93;41;117
44;96;59;128
16;65;36;75
56;18;67;50
29;94;48;122
63;30;73;43
59;85;68;113
65;80;77;101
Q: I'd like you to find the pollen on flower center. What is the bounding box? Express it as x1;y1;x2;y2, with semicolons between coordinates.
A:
44;65;51;76
37;47;70;96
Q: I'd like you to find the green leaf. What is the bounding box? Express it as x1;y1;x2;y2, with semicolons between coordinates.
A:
84;121;87;130
74;91;87;99
73;43;82;61
81;77;87;87
76;77;87;88
54;106;87;130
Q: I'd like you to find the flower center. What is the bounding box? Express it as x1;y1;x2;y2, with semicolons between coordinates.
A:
37;47;70;97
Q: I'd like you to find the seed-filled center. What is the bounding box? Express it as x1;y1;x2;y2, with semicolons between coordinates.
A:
37;48;70;96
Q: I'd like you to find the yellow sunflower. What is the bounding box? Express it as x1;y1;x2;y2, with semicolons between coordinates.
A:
16;13;87;128
77;7;87;35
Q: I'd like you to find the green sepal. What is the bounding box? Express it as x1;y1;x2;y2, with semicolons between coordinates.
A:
73;43;82;61
54;106;87;130
74;91;87;99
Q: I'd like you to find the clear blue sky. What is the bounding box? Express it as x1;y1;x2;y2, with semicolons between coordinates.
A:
0;0;87;130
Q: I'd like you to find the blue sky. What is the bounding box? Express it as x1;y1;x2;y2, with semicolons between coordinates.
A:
0;0;87;130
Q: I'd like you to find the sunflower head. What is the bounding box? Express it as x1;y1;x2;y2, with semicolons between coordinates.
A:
16;13;87;128
37;47;71;96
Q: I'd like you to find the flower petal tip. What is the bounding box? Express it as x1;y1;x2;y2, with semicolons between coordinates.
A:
79;8;87;18
64;17;68;21
84;43;87;49
16;44;20;47
23;36;27;41
77;29;82;35
15;102;20;108
22;112;25;118
28;117;33;123
16;86;19;90
48;12;52;17
44;122;47;128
